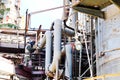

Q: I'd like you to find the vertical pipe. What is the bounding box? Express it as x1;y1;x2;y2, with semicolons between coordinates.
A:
90;16;94;77
24;9;28;48
71;8;78;33
71;1;78;78
54;19;62;80
79;46;82;80
49;19;62;79
65;44;72;80
62;0;70;21
17;30;19;48
45;31;52;77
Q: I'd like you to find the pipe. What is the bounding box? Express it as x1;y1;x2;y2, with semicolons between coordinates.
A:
71;8;78;37
79;45;82;80
48;19;62;79
62;0;70;21
37;34;46;50
65;44;73;80
37;22;54;50
45;31;52;74
62;23;75;37
61;0;76;37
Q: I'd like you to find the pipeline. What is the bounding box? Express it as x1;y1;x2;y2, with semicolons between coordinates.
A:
47;19;62;79
65;44;73;80
37;34;46;50
45;19;76;79
37;0;80;79
45;31;52;73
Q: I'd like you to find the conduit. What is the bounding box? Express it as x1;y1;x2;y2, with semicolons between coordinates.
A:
65;44;73;80
48;19;62;79
62;0;70;21
62;23;75;37
45;31;52;73
37;34;46;50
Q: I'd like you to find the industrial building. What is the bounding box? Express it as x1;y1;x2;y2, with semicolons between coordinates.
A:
0;0;120;80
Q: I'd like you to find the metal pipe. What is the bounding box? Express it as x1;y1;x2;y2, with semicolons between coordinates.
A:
90;16;94;77
45;31;52;75
48;19;62;79
71;7;78;39
24;9;28;48
79;46;82;80
37;34;46;50
62;23;75;37
62;0;75;37
71;2;78;78
65;44;73;80
62;0;70;21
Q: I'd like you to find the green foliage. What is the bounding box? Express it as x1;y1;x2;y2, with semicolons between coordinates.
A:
0;23;18;29
6;8;10;11
0;9;5;15
0;8;10;15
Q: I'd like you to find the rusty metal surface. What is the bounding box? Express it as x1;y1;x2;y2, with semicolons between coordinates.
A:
96;4;120;80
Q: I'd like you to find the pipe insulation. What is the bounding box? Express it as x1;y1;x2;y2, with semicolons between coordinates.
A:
45;31;52;73
65;44;73;80
62;23;75;37
62;0;70;21
48;19;62;78
37;34;46;50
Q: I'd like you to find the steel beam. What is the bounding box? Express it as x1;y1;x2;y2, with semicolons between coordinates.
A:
73;6;105;18
110;0;120;8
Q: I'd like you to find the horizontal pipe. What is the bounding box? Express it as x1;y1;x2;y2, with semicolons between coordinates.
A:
52;20;75;37
62;24;75;37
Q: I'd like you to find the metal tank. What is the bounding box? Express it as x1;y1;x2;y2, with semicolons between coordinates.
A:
96;4;120;80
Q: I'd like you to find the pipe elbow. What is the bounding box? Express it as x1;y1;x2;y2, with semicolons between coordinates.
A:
46;70;54;78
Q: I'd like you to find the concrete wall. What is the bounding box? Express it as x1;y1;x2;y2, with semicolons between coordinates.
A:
96;4;120;79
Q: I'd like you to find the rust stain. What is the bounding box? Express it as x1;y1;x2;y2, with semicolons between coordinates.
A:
112;28;120;32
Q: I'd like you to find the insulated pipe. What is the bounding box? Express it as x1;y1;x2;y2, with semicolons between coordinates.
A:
48;19;62;79
37;22;54;50
62;0;75;37
37;34;46;50
65;44;73;80
62;23;75;37
62;0;70;21
45;31;52;73
71;9;78;36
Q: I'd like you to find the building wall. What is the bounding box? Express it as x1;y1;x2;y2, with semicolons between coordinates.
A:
96;4;120;79
0;0;20;26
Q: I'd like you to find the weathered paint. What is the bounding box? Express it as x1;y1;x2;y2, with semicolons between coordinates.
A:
96;4;120;79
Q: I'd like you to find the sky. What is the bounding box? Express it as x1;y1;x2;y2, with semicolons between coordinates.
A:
20;0;63;29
